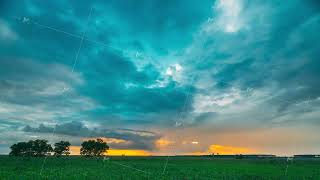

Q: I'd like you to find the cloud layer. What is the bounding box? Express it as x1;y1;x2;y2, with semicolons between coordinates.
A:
0;0;319;154
23;121;160;150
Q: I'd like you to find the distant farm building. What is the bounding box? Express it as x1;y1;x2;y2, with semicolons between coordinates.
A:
294;154;320;159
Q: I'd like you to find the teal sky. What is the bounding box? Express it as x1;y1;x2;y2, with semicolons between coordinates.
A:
0;0;319;155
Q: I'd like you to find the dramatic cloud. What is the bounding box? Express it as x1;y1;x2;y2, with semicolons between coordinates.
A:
0;0;319;155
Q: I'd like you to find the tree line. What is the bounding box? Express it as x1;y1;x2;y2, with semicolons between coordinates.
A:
9;138;109;157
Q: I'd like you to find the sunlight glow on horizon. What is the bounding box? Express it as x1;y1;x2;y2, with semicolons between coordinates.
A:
69;146;152;156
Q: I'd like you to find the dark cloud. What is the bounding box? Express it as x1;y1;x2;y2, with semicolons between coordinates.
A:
23;121;161;150
0;0;196;126
87;0;213;53
75;47;194;122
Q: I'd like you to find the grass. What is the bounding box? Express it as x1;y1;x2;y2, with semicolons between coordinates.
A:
0;155;320;179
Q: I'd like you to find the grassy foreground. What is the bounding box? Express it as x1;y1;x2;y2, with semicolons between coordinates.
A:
0;155;320;179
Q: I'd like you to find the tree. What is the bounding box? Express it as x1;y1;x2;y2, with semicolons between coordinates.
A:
53;141;71;156
9;142;33;156
80;140;96;156
9;139;52;157
30;139;53;156
236;154;243;159
80;138;109;156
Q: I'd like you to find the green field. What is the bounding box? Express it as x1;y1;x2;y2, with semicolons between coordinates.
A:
1;156;320;180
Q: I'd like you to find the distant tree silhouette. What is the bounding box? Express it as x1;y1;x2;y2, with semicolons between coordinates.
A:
9;139;52;157
80;138;109;156
53;141;71;156
236;154;243;159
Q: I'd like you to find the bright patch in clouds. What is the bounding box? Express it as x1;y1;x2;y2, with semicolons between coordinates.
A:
166;67;174;76
166;63;183;76
174;64;183;72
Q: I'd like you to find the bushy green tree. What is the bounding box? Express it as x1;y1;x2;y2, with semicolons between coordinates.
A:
9;139;52;157
54;141;71;156
9;142;33;156
80;138;109;156
31;139;53;156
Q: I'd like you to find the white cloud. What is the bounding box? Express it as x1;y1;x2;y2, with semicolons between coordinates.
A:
217;0;243;33
191;141;199;145
193;88;242;113
202;0;245;33
34;81;72;96
166;63;183;76
174;63;183;72
166;67;174;76
192;85;275;116
147;63;185;89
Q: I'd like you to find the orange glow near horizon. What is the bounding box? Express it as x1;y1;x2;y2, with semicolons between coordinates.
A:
107;149;151;156
186;145;256;156
155;138;174;149
208;144;256;155
69;146;81;155
69;146;151;156
70;143;255;156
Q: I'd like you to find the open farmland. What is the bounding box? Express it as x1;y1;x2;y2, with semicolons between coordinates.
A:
1;156;320;179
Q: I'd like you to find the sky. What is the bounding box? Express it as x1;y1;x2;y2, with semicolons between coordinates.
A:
0;0;319;156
